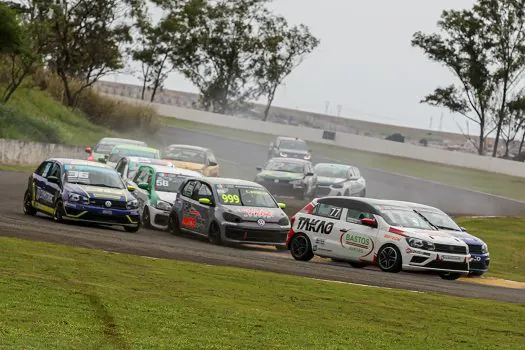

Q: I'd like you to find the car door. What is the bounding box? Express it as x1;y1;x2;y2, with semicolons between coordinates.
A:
32;161;54;212
133;166;152;213
178;180;202;233
43;162;62;209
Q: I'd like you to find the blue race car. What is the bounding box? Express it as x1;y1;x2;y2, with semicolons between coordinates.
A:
385;200;490;276
23;158;141;232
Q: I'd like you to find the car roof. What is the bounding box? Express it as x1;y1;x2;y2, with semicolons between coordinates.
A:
314;162;352;169
47;158;113;169
268;157;310;164
165;144;209;152
125;156;172;164
316;196;415;215
276;136;306;142
145;164;203;177
111;144;158;152
379;199;444;213
202;177;265;188
99;137;147;145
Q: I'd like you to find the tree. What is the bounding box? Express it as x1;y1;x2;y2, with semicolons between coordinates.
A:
0;2;23;54
254;15;319;121
46;0;132;106
164;0;271;114
412;9;495;155
503;95;525;157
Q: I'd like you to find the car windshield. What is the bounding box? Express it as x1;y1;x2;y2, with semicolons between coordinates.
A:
164;148;206;164
155;172;188;193
216;185;277;208
64;164;124;189
265;160;304;173
279;140;308;151
379;206;435;230
416;209;462;231
315;164;348;178
94;143;116;153
115;148;158;159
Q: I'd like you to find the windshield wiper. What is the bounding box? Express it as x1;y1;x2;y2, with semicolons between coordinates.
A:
412;210;439;230
435;225;461;231
89;183;122;189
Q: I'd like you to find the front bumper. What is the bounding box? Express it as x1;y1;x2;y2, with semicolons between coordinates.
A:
469;253;490;272
256;180;304;197
315;185;342;196
220;222;289;246
402;247;470;274
63;202;140;227
147;205;170;230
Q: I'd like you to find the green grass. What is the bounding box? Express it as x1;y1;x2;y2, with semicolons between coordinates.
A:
162;117;525;201
0;86;119;146
0;237;524;349
456;216;525;282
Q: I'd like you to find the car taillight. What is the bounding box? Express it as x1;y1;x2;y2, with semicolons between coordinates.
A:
299;201;316;214
388;227;408;237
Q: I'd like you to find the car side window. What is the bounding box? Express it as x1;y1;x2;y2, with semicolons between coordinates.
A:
109;152;121;163
353;167;361;178
134;168;149;185
313;203;343;220
47;162;61;179
195;182;213;201
181;180;197;198
36;161;52;177
346;208;374;224
207;152;217;164
116;159;127;176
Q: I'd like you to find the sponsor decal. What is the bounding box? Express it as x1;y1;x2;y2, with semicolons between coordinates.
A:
238;208;273;218
296;217;334;234
182;216;197;228
384;233;401;241
440;254;462;262
340;233;374;257
315;237;326;245
405;248;431;256
471;256;482;262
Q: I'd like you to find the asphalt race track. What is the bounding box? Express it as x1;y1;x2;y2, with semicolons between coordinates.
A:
158;127;525;217
0;170;524;304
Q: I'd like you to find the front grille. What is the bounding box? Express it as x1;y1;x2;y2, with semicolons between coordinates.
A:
425;260;469;271
90;198;127;209
225;227;288;244
469;260;487;271
154;214;169;226
468;244;483;254
82;212;133;224
315;186;331;196
433;244;467;255
410;256;427;264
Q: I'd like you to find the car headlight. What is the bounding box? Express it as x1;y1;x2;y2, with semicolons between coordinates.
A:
481;243;488;254
156;200;172;211
279;152;288;157
223;212;242;223
303;154;311;160
126;199;139;209
68;193;89;203
406;237;435;251
278;217;290;226
331;181;345;189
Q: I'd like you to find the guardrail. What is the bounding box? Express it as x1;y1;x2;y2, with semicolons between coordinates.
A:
0;138;85;165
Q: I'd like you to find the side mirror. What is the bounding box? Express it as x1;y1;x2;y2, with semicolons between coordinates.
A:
256;166;262;171
199;197;212;205
98;158;107;164
278;202;286;209
360;218;378;228
306;172;314;176
138;182;149;190
208;161;217;166
127;185;136;192
104;155;109;160
85;146;92;154
47;176;59;184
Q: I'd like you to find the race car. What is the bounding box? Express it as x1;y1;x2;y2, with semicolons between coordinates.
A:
114;156;175;184
85;137;148;162
382;200;490;276
131;164;203;230
167;177;290;247
105;144;161;167
268;136;312;160
314;163;366;197
254;157;317;200
286;196;471;280
23;158;140;232
162;144;219;176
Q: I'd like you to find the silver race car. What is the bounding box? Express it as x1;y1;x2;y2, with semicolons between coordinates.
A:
167;177;290;247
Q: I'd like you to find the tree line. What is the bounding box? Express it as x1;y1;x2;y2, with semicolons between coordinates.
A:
0;0;319;120
413;0;525;158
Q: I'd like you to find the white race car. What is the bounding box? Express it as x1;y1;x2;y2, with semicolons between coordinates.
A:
286;197;470;280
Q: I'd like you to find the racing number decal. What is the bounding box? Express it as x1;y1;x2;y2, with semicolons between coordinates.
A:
156;179;169;187
297;217;334;234
328;207;341;218
67;171;89;180
221;194;240;204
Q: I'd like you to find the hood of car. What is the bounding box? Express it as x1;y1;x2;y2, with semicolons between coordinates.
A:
257;170;304;181
399;227;467;246
169;160;206;171
317;176;346;186
278;148;310;155
65;183;131;201
438;229;485;245
156;191;177;204
223;206;288;224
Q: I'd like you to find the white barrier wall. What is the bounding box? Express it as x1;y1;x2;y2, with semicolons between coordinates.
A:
0;139;85;165
106;94;525;178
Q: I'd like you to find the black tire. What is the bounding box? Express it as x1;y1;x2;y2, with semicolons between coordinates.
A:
468;271;484;277
53;200;65;222
124;225;140;233
168;214;182;235
349;262;367;268
141;207;151;229
290;233;314;261
377;244;402;273
439;272;462;280
23;190;36;215
208;222;223;245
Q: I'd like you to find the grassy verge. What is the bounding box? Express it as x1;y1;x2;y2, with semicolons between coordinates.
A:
162;117;525;201
456;216;525;282
0;237;523;349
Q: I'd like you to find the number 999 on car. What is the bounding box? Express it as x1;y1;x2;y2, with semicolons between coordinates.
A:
221;194;240;204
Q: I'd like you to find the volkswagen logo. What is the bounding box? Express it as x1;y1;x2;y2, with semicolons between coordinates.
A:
104;201;112;208
257;218;265;226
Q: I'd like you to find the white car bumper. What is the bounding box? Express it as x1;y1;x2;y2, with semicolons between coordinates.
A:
148;205;171;230
401;247;470;274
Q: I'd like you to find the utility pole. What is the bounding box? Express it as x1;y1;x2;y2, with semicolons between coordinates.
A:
337;104;342;117
324;101;330;114
429;116;433;129
439;112;443;131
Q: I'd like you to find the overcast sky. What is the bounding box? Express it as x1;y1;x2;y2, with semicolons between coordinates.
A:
111;0;477;134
